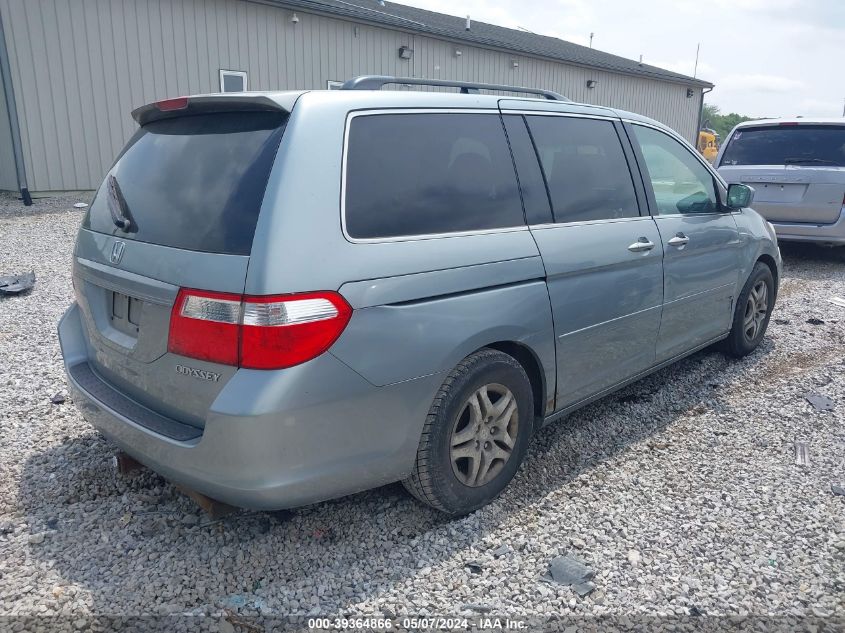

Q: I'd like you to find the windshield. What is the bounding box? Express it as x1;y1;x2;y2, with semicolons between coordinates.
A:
84;111;288;255
720;125;845;167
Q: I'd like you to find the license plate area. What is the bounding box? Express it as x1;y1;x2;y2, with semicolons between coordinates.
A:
110;291;142;337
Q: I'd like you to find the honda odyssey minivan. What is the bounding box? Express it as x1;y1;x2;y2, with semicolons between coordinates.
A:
59;77;780;515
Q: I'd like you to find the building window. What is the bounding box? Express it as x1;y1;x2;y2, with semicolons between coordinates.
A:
220;70;248;93
327;80;343;90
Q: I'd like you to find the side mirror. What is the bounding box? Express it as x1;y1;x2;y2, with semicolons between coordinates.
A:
726;183;754;210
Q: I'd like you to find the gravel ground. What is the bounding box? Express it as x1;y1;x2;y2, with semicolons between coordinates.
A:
1;191;844;627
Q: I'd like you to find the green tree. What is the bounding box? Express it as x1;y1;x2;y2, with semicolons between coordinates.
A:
700;103;756;140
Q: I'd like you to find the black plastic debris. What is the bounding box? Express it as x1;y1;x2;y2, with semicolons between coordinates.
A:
831;484;845;497
51;393;66;405
806;318;825;326
0;271;35;295
805;393;835;412
547;554;595;587
465;561;483;574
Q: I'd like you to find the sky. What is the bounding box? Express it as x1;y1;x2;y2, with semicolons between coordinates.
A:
390;0;845;118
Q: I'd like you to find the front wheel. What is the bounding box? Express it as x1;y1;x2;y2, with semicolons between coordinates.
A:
723;262;775;358
402;349;534;515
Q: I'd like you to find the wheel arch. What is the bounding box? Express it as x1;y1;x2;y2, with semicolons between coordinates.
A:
756;253;779;302
483;341;548;428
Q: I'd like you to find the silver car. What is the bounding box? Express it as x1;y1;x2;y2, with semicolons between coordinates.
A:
58;77;781;515
717;118;845;246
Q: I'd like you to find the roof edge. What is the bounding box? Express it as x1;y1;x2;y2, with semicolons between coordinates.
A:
255;0;713;88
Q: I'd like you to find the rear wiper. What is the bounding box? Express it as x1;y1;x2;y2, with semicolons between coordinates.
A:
784;157;838;165
106;174;135;232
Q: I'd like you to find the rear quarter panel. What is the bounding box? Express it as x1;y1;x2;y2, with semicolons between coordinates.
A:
332;270;555;394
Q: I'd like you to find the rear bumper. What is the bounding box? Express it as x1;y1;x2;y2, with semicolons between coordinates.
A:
770;207;845;245
58;303;442;510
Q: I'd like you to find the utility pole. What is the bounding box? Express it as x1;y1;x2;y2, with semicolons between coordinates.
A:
842;98;845;117
693;43;700;78
589;32;594;48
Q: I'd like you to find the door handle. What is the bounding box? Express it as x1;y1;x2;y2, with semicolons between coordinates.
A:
668;233;690;247
628;238;656;252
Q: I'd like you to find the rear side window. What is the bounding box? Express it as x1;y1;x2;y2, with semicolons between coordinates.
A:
84;111;287;255
525;116;639;223
344;113;524;239
721;125;845;167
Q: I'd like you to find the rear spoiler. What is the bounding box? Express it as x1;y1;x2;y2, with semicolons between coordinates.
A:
132;94;295;126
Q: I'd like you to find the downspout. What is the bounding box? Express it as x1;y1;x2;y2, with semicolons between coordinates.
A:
0;7;31;205
697;85;714;139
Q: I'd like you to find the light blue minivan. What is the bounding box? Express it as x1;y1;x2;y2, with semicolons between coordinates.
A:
59;77;780;515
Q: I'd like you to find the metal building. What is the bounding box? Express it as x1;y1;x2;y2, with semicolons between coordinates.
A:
0;0;712;198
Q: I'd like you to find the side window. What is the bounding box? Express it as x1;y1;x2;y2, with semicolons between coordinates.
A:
502;115;553;225
345;113;524;239
525;116;639;223
632;125;718;215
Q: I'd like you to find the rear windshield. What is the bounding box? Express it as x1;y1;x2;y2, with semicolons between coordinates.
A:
84;111;287;255
721;125;845;167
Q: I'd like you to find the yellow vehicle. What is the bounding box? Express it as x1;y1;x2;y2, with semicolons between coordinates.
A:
697;128;720;163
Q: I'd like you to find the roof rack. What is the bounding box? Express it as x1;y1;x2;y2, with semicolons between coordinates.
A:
340;75;570;101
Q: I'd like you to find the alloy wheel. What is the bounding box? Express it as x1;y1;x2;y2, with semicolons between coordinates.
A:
743;280;768;342
449;383;519;487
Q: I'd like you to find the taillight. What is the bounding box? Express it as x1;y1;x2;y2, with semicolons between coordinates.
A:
240;292;352;369
168;289;241;366
156;97;189;111
167;289;352;370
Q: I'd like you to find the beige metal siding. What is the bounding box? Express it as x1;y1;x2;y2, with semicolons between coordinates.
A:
0;0;702;191
413;34;701;140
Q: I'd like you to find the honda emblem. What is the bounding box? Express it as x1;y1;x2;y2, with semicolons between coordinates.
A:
110;241;126;265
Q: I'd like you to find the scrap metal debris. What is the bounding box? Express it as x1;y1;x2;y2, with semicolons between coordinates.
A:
831;484;845;497
0;271;35;295
794;441;811;467
827;297;845;308
73;202;89;209
804;393;835;412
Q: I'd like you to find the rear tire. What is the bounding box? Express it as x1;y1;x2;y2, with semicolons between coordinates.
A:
402;349;534;515
723;262;775;358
